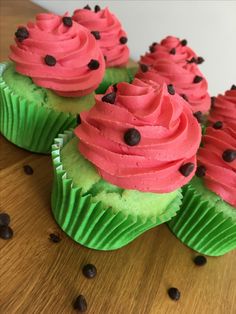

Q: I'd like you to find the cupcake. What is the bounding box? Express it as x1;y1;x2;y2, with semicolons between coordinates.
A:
73;5;135;94
168;124;236;256
0;13;105;153
51;78;201;250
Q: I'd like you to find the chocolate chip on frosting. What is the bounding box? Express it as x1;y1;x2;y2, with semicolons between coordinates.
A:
169;48;176;55
84;4;91;10
94;5;101;12
187;57;196;64
181;94;188;102
15;27;29;42
211;96;216;108
167;84;175;95
195;165;206;177
88;59;100;70
102;92;116;104
222;149;236;162
77;114;81;125
140;64;149;73
62;16;73;27
149;43;156;53
231;84;236;90
44;55;56;66
91;31;100;40
124;128;141;146
120;36;128;44
113;84;118;92
213;121;223;129
181;39;187;46
179;162;195;177
193;111;203;123
197;56;204;64
193;75;203;83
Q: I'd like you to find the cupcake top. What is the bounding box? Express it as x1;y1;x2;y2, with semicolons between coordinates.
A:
197;126;236;206
75;78;201;193
73;5;129;67
208;85;236;130
10;13;105;97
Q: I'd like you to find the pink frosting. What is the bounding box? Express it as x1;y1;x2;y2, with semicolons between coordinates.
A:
73;7;129;67
75;78;201;193
198;127;236;206
136;58;211;113
10;13;105;97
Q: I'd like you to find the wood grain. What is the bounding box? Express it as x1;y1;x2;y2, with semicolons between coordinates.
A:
0;1;236;313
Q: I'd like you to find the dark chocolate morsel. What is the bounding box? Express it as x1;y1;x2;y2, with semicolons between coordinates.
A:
0;213;10;227
231;84;236;90
187;57;196;64
222;149;236;162
197;56;204;64
120;36;128;44
84;5;91;10
0;225;13;240
169;48;176;55
87;59;100;70
62;16;73;27
104;55;107;61
168;287;181;301
91;31;100;40
213;121;223;129
181;39;187;46
124;128;141;146
94;5;101;12
82;264;97;279
179;162;195;177
211;96;216;108
15;27;29;41
23;165;34;175
44;55;56;66
181;94;188;102
77;114;81;125
195;165;206;177
193;111;203;123
73;295;87;312
149;45;156;53
194;255;207;266
113;84;118;92
140;64;149;73
193;75;203;83
49;233;61;243
102;92;116;104
167;84;175;95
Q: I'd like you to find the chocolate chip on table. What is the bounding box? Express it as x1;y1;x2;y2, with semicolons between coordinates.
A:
44;55;57;66
49;233;61;243
102;92;116;104
91;31;100;40
77;114;81;125
197;56;204;64
0;225;13;240
231;84;236;90
87;59;100;70
62;16;73;27
84;4;91;10
23;165;34;175
213;121;223;129
94;5;101;12
168;287;181;301
0;213;10;227
179;162;195;177
193;75;203;83
167;84;175;95
82;264;97;279
193;111;204;123
169;48;176;55
181;39;187;46
195;165;206;177
140;64;149;73
181;94;188;102
119;36;128;44
222;149;236;162
15;27;29;42
124;128;141;146
73;295;87;312
194;255;207;266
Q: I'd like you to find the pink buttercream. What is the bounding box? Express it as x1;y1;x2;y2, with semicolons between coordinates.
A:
75;78;201;193
73;7;129;67
198;127;236;206
10;13;105;97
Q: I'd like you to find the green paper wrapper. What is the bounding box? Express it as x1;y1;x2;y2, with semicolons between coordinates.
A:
51;130;182;251
168;183;236;256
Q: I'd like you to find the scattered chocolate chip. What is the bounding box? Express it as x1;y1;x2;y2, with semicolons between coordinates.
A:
193;111;204;123
15;27;29;42
87;59;100;70
168;287;181;301
0;213;10;227
82;264;97;279
102;92;116;104
193;76;203;83
0;225;13;240
140;64;149;73
94;5;101;12
222;149;236;162
197;56;204;64
181;39;187;46
113;83;118;92
124;128;141;146
169;48;176;55
84;5;91;10
194;255;207;266
73;295;87;312
23;165;34;175
91;31;100;40
62;16;73;27
187;57;196;64
181;94;188;102
195;165;206;177
44;55;56;66
179;162;195;177
120;36;128;44
49;233;61;243
211;96;216;108
231;84;236;90
77;114;81;125
213;121;223;129
167;84;175;95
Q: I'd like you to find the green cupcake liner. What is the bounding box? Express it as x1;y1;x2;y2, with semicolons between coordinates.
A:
51;130;182;251
168;184;236;256
0;63;77;154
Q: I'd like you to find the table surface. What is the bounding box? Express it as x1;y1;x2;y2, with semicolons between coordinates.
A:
0;1;236;314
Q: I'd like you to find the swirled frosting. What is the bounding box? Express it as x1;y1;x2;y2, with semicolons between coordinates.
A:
73;7;129;67
10;13;105;97
198;127;236;206
136;59;211;113
75;78;201;193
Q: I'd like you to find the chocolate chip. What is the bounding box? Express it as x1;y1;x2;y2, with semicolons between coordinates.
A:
44;55;56;66
193;76;203;83
49;233;61;243
222;149;236;162
77;114;81;125
231;84;236;90
15;27;29;42
120;36;128;44
23;165;34;175
94;5;101;12
82;264;97;279
73;295;87;312
91;31;100;40
113;84;118;92
167;84;175;95
0;213;10;227
195;165;206;177
124;128;141;146
0;226;13;240
62;16;73;27
197;56;204;64
102;92;116;104
140;64;149;73
211;96;216;108
87;59;100;70
169;48;176;55
187;57;196;64
149;45;156;53
213;121;223;129
168;287;181;301
104;55;107;61
181;39;187;46
193;111;203;123
84;4;91;10
179;162;195;177
181;94;188;102
193;255;207;266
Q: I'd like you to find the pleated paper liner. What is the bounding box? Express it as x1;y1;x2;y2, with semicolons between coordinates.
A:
51;130;182;251
168;183;236;256
0;63;77;154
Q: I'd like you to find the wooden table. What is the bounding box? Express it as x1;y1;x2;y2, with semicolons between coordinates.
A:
0;1;236;313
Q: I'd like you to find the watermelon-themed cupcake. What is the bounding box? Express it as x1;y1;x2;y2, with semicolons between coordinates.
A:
51;78;201;250
0;13;105;153
73;5;135;93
